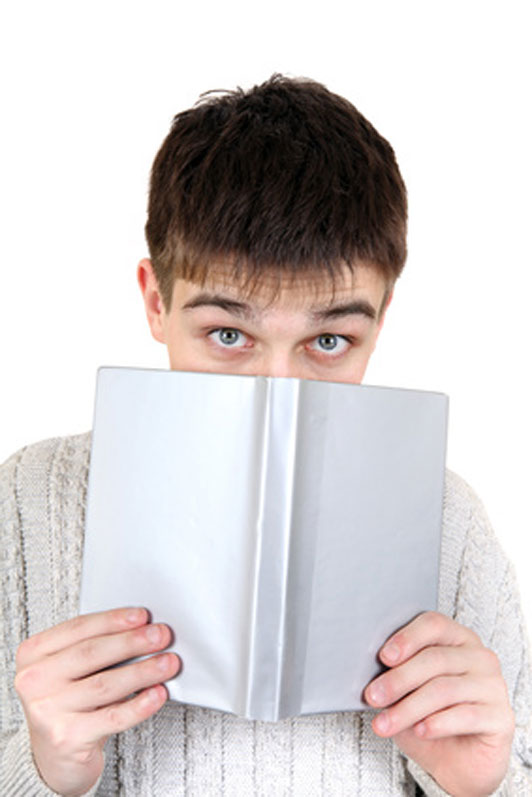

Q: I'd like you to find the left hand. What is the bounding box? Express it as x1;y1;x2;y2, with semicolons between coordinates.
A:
364;611;515;796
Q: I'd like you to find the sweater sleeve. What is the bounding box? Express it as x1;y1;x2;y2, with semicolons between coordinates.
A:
0;441;102;797
1;722;102;797
405;472;532;796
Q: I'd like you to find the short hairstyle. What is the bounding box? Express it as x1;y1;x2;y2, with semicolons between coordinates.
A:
145;74;407;309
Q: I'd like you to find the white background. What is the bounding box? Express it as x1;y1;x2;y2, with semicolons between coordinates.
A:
1;2;531;631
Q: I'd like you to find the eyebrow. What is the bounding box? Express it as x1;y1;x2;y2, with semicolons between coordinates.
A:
181;293;377;323
311;300;376;322
182;294;257;319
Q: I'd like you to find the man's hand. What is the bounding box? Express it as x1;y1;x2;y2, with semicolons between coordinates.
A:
364;611;515;797
14;608;181;797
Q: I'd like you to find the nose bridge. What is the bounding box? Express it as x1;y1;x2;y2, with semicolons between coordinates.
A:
260;345;300;379
254;312;308;378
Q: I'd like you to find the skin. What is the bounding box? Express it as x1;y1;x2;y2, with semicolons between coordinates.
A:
138;259;391;381
14;258;514;797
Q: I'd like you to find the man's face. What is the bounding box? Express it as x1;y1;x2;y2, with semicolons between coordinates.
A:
138;259;390;384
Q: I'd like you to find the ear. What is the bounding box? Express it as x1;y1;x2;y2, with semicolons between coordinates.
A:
137;258;167;344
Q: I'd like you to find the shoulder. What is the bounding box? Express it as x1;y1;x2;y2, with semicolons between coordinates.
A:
0;431;92;553
443;468;492;530
1;430;92;553
1;432;91;536
1;433;93;635
1;432;92;502
1;431;92;474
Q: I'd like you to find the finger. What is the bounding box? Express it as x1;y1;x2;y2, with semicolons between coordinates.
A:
84;684;170;743
365;644;500;708
16;608;149;668
61;652;181;712
371;674;496;737
40;684;170;752
379;612;483;667
52;622;173;681
413;702;515;740
16;623;174;701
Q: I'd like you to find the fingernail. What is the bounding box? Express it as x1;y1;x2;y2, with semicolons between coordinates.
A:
146;625;162;643
126;608;144;624
140;687;160;707
375;711;390;733
156;653;172;671
381;642;400;663
368;681;386;706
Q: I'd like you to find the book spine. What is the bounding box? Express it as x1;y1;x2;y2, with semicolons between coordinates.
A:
244;379;300;721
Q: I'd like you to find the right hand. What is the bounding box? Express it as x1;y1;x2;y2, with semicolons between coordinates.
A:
14;607;181;797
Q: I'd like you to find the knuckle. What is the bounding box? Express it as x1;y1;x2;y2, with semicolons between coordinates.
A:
91;672;111;702
68;614;87;635
104;704;125;731
466;627;484;647
123;692;155;726
16;637;38;669
104;697;153;733
72;746;101;767
13;670;26;698
78;637;99;666
482;648;502;674
423;714;439;736
505;707;516;737
27;695;56;730
423;611;446;634
386;671;406;701
424;645;447;673
14;665;40;697
49;721;73;753
493;677;513;710
431;675;455;702
462;703;477;725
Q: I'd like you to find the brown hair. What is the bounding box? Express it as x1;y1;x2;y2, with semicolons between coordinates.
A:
145;74;407;309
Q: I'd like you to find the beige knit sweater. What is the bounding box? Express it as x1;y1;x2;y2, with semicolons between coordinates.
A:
1;433;531;796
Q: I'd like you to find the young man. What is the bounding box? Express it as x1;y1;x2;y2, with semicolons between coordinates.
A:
1;76;531;796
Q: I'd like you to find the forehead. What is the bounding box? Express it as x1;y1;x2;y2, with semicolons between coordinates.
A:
171;263;388;315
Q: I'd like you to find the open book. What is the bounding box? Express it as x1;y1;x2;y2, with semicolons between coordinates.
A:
80;367;448;721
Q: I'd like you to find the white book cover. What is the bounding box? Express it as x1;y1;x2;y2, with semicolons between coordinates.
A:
80;367;448;721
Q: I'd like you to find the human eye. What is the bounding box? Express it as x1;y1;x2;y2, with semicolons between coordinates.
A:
208;327;250;349
308;333;352;357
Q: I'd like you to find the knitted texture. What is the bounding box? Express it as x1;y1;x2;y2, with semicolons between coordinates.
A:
1;433;531;796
